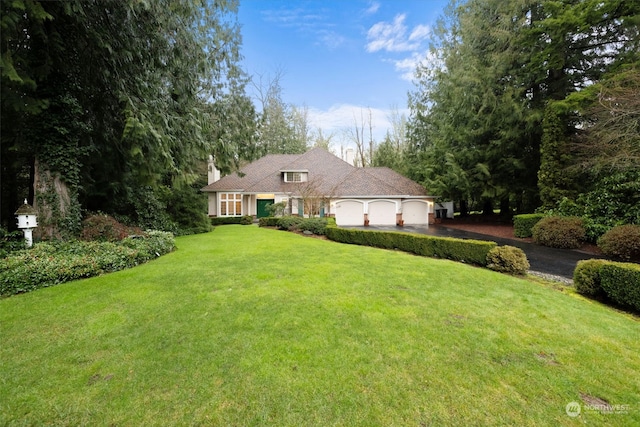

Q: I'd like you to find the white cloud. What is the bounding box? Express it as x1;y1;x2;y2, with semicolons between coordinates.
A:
364;1;380;15
409;24;431;42
366;14;421;53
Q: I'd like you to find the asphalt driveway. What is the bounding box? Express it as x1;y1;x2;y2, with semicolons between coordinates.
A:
345;224;603;281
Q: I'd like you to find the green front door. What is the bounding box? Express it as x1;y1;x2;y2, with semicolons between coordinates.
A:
257;199;274;218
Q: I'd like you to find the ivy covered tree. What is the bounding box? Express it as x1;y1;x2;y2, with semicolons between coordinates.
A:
1;0;254;236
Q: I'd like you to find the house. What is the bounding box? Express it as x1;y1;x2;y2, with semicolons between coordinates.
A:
201;148;437;227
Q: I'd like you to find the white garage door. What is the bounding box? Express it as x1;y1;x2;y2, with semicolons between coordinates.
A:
402;200;429;225
368;200;397;226
335;200;364;226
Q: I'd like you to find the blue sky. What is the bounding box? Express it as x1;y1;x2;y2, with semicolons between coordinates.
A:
237;0;449;148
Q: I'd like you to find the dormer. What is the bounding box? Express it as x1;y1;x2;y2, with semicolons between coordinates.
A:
281;169;309;183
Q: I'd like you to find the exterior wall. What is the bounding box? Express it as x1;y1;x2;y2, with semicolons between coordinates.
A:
208;193;218;217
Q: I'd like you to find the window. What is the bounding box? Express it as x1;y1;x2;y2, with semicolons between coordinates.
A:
219;193;242;216
283;171;308;182
285;172;302;182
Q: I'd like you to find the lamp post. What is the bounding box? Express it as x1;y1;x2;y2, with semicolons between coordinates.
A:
15;199;38;248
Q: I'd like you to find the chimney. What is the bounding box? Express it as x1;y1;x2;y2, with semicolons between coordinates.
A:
345;148;355;166
208;155;220;184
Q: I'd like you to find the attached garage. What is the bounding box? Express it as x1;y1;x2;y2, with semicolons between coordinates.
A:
402;200;429;225
335;200;364;226
368;200;397;226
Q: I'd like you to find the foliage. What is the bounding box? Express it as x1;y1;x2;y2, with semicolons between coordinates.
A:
538;105;576;208
258;217;280;227
0;232;175;296
597;225;640;261
486;245;530;275
532;216;585;249
298;218;330;236
211;216;254;226
80;214;143;242
600;262;640;312
1;0;253;234
513;214;545;238
276;216;304;231
407;0;640;214
163;180;211;235
325;227;496;266
567;65;640;174
253;71;308;155
574;259;608;298
574;258;640;312
0;229;26;258
265;201;287;217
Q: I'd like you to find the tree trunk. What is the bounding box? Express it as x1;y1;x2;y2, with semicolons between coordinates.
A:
33;156;72;240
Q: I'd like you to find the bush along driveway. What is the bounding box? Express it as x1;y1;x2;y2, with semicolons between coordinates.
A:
352;225;604;281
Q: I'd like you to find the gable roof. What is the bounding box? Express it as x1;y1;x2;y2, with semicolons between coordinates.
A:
201;148;428;197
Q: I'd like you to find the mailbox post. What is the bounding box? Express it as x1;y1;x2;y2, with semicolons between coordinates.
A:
15;199;38;248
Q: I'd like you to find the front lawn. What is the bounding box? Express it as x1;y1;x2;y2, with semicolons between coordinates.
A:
1;225;638;426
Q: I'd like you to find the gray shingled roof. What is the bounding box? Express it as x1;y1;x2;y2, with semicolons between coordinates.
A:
201;148;428;197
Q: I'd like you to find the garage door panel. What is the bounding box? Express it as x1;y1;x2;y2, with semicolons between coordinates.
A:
403;201;428;225
368;200;396;226
335;201;364;226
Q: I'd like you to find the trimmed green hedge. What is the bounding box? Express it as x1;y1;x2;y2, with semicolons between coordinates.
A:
513;214;545;238
573;259;608;298
258;217;280;227
600;263;640;311
259;216;337;236
0;231;175;297
574;259;640;312
325;227;496;266
211;216;253;226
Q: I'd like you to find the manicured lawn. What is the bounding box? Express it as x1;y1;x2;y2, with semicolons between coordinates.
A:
1;225;638;426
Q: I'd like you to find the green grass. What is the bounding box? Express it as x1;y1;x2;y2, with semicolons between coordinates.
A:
1;225;638;426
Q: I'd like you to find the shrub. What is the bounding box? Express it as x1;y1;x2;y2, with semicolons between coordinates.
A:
0;232;175;297
600;262;640;312
81;214;142;242
486;245;530;275
277;216;304;231
266;201;287;217
513;214;545;238
325;227;496;266
0;229;26;258
211;216;254;226
597;224;640;261
258;217;280;227
532;216;585;249
574;259;608;298
299;218;329;235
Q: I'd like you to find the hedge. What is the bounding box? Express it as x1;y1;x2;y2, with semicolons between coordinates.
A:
600;262;640;312
211;216;253;226
259;216;336;235
532;216;585;249
325;227;496;266
513;214;545;238
0;231;175;297
574;259;640;312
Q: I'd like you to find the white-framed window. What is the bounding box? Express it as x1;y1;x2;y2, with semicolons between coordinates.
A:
285;172;302;182
219;193;242;216
284;171;308;182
